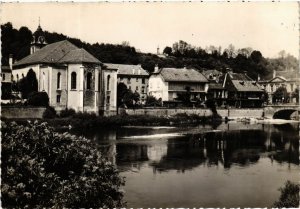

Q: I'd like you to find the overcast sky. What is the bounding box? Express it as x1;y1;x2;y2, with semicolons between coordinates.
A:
1;2;298;58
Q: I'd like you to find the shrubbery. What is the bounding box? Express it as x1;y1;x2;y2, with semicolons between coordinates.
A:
1;121;125;208
27;91;49;107
59;108;76;118
43;106;57;119
273;181;299;208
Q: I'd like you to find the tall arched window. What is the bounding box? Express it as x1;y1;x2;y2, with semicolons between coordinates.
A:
98;72;101;91
57;72;61;89
107;75;110;91
42;72;45;91
87;72;92;90
71;72;77;90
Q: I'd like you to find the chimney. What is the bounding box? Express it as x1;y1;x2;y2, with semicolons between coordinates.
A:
154;64;159;73
273;70;276;78
9;54;13;69
257;74;260;81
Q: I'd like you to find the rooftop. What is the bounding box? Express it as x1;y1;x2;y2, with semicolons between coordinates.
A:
104;63;149;76
159;68;208;83
14;40;101;67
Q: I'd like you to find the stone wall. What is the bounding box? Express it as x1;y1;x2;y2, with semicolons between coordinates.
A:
122;108;264;119
1;107;46;119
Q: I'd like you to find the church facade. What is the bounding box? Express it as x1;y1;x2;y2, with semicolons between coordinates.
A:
12;25;117;115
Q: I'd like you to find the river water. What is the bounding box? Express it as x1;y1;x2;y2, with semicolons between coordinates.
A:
73;121;299;208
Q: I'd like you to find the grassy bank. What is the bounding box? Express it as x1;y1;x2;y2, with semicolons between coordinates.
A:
3;112;222;131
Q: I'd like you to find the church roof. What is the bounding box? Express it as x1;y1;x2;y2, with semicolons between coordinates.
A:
159;68;208;83
14;40;101;67
104;63;149;76
59;48;101;64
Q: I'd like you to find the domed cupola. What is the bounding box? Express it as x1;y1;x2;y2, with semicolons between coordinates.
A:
30;20;47;54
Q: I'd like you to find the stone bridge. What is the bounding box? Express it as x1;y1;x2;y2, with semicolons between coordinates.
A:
264;105;300;120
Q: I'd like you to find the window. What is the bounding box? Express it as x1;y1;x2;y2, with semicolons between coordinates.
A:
98;72;101;91
136;86;139;91
127;78;131;84
87;72;92;90
106;96;110;105
2;73;5;81
291;84;294;91
57;72;61;89
56;95;61;103
71;72;77;89
129;86;131;90
16;74;19;81
142;86;145;94
142;78;145;84
136;78;139;82
42;72;45;91
22;73;24;78
107;75;110;91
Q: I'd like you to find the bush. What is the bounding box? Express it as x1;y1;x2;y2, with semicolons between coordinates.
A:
273;181;299;208
59;108;76;118
1;121;125;208
43;106;57;119
27;91;49;107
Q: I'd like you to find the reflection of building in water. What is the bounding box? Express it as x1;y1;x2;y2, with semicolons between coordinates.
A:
147;127;298;173
147;143;168;161
116;144;149;163
150;138;207;173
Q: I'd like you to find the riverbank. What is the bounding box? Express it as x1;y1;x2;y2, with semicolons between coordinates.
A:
2;112;222;131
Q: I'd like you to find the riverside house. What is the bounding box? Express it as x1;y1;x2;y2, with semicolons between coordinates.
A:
220;71;264;108
11;24;117;115
148;66;209;106
259;69;299;104
104;63;149;104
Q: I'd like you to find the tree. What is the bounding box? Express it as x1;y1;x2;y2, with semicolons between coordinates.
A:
117;82;129;107
176;86;191;106
117;82;140;108
273;86;288;103
250;50;263;63
17;69;38;99
163;46;172;56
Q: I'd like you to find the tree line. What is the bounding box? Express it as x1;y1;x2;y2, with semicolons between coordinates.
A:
2;22;298;80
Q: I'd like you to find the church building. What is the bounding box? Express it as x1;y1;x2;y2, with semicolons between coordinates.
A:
12;24;117;115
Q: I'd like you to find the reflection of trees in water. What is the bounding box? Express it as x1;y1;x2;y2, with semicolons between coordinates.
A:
97;124;299;172
267;124;299;165
149;128;298;172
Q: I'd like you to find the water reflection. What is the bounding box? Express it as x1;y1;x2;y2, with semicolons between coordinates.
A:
92;124;298;173
74;122;299;207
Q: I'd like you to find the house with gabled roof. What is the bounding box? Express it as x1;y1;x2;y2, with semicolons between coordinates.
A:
258;69;299;104
104;63;149;103
148;66;209;105
220;71;264;108
12;24;117;115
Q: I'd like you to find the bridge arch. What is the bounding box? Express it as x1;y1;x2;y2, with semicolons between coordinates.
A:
273;109;299;120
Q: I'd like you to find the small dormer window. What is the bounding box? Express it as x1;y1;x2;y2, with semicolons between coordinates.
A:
239;81;244;85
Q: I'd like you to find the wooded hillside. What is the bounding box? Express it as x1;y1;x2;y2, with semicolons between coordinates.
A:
2;22;298;80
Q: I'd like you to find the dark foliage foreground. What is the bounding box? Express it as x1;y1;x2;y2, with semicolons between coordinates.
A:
1;121;125;208
273;181;299;208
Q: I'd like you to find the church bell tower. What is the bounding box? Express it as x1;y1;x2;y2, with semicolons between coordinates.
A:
30;18;47;54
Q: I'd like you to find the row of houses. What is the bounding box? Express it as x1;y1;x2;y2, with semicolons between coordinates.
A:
1;24;299;115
